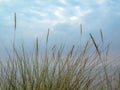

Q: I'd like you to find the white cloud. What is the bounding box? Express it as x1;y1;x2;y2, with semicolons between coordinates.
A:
75;6;92;17
97;0;106;5
54;7;66;22
67;6;92;23
34;0;44;4
0;0;11;3
62;6;92;24
70;16;78;21
53;5;92;25
59;0;67;4
69;16;79;24
29;8;48;17
20;6;48;17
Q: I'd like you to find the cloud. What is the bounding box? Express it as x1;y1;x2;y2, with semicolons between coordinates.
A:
0;0;11;3
54;7;66;22
59;0;67;4
70;16;78;21
0;0;92;32
28;8;48;17
66;6;92;24
34;0;45;4
97;0;106;5
53;5;92;25
74;6;92;17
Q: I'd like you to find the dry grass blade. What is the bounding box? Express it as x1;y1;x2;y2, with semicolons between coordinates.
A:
14;13;16;31
35;37;39;73
90;33;101;59
13;12;16;47
106;43;111;57
100;29;103;43
45;29;50;62
80;24;82;35
83;40;89;54
46;28;50;45
52;44;56;50
36;37;39;62
69;45;75;57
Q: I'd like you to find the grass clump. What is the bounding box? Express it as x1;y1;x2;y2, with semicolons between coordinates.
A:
0;30;119;90
0;14;120;90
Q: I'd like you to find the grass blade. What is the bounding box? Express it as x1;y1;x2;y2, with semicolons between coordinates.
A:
100;29;103;43
14;13;16;31
90;33;101;59
80;24;82;35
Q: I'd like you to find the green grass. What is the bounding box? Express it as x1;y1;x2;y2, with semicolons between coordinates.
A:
0;13;119;90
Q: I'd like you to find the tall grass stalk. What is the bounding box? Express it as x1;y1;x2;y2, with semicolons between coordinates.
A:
13;12;16;47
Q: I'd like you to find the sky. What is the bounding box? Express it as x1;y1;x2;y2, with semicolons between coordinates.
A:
0;0;120;58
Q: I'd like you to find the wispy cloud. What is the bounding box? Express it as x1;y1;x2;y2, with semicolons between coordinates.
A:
74;6;92;17
29;9;48;17
97;0;106;5
59;0;67;4
0;0;11;3
54;6;66;22
70;16;78;21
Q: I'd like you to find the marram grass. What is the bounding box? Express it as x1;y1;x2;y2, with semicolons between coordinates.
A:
0;30;119;90
0;14;120;90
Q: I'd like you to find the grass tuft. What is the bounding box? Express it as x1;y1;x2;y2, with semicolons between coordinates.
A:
0;14;119;90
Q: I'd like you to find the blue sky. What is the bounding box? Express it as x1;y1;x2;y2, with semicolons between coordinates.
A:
0;0;120;57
